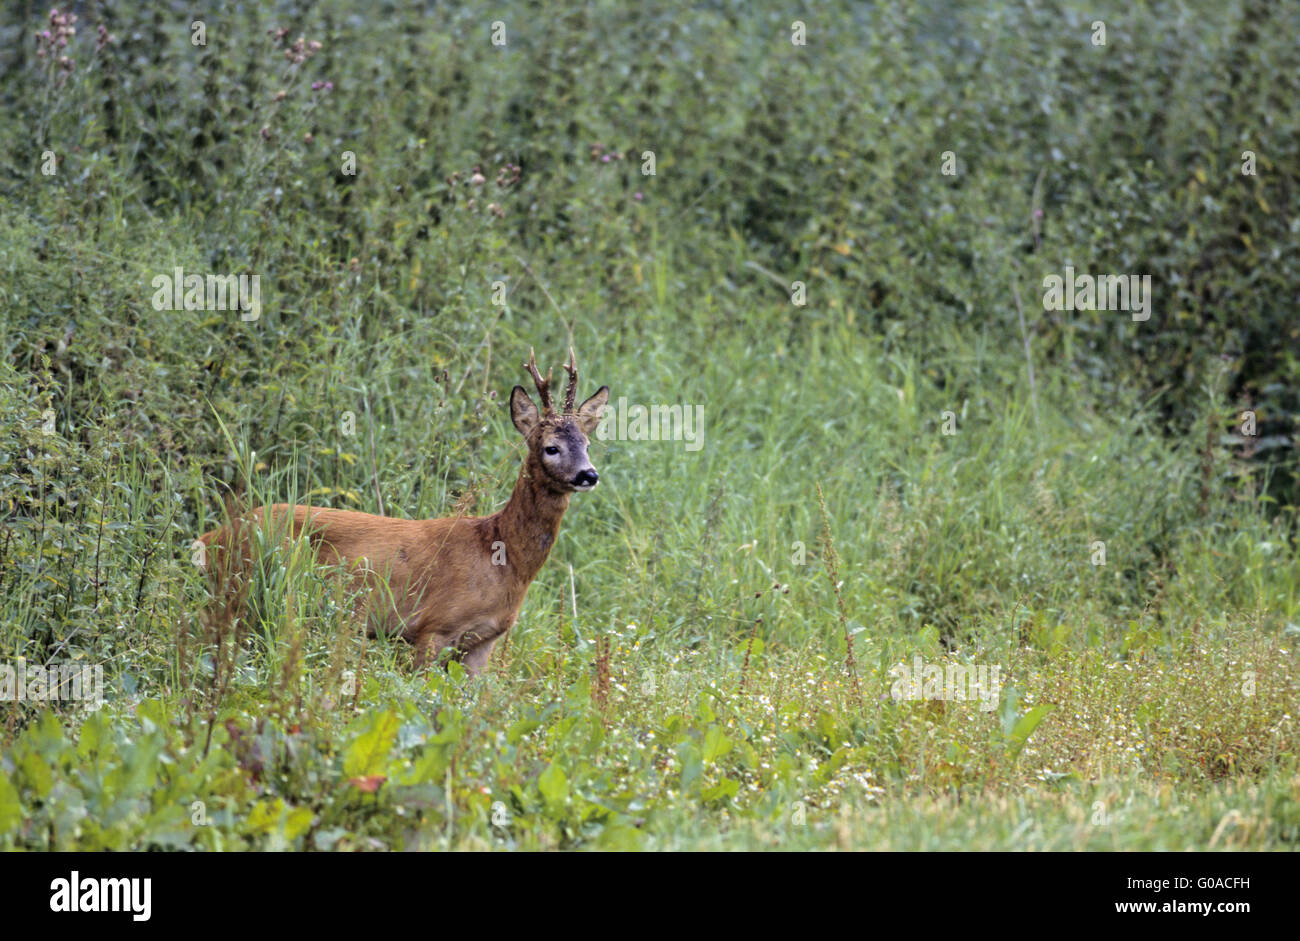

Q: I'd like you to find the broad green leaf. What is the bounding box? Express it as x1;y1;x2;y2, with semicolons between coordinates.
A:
246;798;284;834
676;741;703;792
538;763;568;811
77;711;107;760
29;710;66;754
702;725;732;764
283;806;314;840
506;719;541;745
20;750;53;799
344;710;400;778
815;710;840;745
398;745;451;785
136;698;167;733
122;735;165;796
701;777;740;802
0;771;21;833
1006;704;1055;760
999;687;1021;738
917;625;941;654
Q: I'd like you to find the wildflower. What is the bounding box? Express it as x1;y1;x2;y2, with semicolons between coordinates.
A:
277;32;322;64
34;8;80;71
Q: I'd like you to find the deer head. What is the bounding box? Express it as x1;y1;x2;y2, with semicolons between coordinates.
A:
510;347;610;493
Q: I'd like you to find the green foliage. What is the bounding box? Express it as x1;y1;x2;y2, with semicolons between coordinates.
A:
0;0;1297;849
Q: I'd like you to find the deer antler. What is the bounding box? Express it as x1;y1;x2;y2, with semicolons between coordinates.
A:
562;347;579;413
523;348;554;414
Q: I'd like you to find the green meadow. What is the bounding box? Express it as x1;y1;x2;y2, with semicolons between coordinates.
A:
0;1;1297;850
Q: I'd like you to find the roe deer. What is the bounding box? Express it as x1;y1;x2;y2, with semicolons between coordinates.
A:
197;348;609;675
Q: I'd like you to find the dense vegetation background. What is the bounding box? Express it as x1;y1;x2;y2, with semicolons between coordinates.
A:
0;0;1296;849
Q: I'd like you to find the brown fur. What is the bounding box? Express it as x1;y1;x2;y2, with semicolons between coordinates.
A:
197;354;609;675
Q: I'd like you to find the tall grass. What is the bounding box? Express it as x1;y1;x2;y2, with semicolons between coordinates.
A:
0;0;1296;849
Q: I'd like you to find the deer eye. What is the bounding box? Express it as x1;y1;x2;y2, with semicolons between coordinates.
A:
544;445;560;456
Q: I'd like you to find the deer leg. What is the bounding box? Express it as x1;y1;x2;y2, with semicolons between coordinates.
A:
455;620;506;677
412;631;450;670
461;638;498;677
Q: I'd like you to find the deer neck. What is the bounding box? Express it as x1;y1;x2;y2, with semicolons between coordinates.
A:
495;457;571;582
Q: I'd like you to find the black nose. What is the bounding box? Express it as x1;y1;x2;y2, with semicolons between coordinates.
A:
573;469;599;488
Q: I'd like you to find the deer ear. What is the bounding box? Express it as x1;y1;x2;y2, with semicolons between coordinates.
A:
576;385;610;434
510;385;540;436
